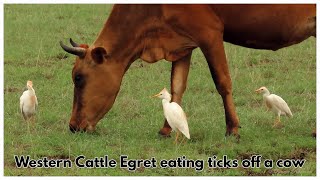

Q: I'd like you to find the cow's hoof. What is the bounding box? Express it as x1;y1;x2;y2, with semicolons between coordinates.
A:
158;127;171;138
225;127;240;143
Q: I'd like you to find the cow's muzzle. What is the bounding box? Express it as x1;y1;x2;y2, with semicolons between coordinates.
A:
69;124;86;133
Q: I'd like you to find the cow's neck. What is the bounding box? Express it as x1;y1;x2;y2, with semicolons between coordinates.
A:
93;5;163;73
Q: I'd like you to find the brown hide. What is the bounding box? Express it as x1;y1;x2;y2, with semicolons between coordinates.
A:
212;4;316;50
62;4;315;137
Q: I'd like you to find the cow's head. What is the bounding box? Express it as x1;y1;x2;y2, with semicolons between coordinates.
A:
60;39;123;133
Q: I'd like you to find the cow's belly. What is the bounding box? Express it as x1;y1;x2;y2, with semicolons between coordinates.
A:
212;5;316;50
224;17;315;50
223;31;291;51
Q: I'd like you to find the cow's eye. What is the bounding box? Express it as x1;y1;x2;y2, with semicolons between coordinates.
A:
75;74;81;82
74;74;84;88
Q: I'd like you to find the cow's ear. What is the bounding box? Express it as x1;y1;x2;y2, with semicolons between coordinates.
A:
91;47;107;64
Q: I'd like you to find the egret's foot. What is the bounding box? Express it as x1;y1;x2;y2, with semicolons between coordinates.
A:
272;121;284;129
30;116;36;123
181;137;187;144
27;117;36;126
159;127;172;138
173;139;185;145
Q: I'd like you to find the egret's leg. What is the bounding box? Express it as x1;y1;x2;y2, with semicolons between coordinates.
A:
22;111;27;121
31;115;36;123
174;131;181;144
273;117;278;128
273;114;283;128
159;53;191;137
181;136;187;144
26;114;32;121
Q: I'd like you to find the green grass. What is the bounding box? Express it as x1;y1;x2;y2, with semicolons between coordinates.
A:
4;4;316;176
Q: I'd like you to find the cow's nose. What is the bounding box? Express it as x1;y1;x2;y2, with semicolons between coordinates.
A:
69;124;77;133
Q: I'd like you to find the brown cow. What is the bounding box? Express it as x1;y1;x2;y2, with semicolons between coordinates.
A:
60;5;316;139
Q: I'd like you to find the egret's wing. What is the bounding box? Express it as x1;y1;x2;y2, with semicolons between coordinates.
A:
268;94;293;117
19;94;25;114
167;102;190;139
19;92;29;120
35;95;38;110
20;102;27;120
21;107;27;120
20;100;23;115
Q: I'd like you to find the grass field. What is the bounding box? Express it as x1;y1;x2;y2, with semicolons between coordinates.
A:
4;4;316;176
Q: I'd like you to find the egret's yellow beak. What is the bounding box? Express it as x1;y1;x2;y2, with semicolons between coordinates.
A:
255;89;260;93
27;81;33;88
151;93;160;98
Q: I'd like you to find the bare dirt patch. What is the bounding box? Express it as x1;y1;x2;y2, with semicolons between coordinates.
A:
4;87;21;94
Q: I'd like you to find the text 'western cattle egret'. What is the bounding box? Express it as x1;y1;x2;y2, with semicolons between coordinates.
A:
152;88;190;143
20;80;38;120
255;86;292;127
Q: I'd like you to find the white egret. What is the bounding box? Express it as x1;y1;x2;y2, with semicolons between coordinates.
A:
255;86;292;127
20;80;38;120
152;88;190;143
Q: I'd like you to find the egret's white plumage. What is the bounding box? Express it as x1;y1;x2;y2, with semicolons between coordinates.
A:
152;88;190;143
20;80;38;120
255;86;292;127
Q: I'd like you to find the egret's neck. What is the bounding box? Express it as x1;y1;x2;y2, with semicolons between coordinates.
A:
164;93;172;102
28;88;36;96
162;98;170;105
162;99;170;103
262;90;270;98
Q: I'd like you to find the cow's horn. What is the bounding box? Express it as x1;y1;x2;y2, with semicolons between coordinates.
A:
69;38;80;47
60;41;86;57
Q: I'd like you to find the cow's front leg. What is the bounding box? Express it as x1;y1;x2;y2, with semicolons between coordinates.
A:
200;32;240;139
159;53;192;137
162;5;240;139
